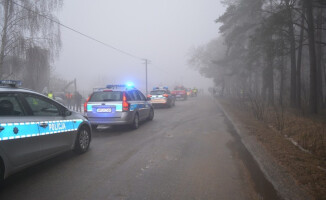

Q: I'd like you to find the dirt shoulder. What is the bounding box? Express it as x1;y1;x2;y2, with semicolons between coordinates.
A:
217;97;326;200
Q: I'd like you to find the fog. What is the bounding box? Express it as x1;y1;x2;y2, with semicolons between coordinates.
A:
53;0;225;95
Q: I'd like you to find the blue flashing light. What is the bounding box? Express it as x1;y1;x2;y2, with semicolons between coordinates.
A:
126;82;134;88
105;83;135;90
0;80;22;87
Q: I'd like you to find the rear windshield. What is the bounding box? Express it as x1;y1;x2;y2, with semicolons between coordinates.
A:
90;91;122;102
150;90;166;95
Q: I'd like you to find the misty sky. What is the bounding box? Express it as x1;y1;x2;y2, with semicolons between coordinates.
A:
54;0;225;95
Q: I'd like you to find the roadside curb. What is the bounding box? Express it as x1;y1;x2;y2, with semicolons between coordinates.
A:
214;98;313;200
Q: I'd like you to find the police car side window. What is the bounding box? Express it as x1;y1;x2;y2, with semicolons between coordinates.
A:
126;91;134;101
137;91;146;101
24;94;60;116
0;94;25;116
131;90;141;101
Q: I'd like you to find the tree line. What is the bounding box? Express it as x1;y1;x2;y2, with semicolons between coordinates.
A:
190;0;326;114
0;0;62;91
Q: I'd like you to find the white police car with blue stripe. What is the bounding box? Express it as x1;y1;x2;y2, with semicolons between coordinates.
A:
0;80;92;184
84;83;154;130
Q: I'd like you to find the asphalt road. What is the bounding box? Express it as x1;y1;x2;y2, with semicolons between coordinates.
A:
0;96;280;200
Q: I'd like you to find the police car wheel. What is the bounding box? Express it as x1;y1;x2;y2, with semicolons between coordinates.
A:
74;127;91;154
131;114;139;129
147;108;154;121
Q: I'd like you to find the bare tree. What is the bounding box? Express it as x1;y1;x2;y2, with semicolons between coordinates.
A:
0;0;62;79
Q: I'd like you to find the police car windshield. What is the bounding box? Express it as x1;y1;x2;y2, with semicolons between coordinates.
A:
90;91;122;102
150;90;166;95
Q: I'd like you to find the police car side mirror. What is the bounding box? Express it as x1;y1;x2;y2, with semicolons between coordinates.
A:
64;109;72;116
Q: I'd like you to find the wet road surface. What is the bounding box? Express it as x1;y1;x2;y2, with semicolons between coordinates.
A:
0;96;280;200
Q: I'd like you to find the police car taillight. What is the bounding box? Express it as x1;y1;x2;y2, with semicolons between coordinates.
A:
122;92;129;112
84;96;90;113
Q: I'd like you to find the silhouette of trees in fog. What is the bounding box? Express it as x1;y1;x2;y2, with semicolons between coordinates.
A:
190;0;326;114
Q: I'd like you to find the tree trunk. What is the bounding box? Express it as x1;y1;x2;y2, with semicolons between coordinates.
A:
279;64;284;106
305;0;318;114
279;37;285;106
265;52;274;105
296;7;305;108
316;8;323;109
0;0;10;79
268;60;274;105
285;0;297;107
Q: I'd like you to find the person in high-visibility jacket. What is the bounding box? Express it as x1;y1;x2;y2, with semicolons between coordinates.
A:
48;91;54;99
192;88;198;97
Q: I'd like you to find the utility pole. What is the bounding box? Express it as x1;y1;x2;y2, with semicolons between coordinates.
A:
144;59;149;95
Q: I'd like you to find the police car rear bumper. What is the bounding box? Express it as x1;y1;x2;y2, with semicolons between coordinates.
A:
87;112;134;125
151;99;167;104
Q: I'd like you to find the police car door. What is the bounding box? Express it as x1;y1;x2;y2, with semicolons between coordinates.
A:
0;93;41;167
129;90;141;119
22;93;75;157
136;90;149;120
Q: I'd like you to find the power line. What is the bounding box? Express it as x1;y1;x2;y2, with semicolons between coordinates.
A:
12;1;179;87
11;1;144;61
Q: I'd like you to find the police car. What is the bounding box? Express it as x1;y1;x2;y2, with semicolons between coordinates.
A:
148;87;175;107
84;83;154;129
0;80;92;183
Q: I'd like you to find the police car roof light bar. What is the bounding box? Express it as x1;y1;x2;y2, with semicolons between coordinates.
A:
93;88;107;92
106;84;126;89
0;80;22;87
106;83;135;90
153;86;168;91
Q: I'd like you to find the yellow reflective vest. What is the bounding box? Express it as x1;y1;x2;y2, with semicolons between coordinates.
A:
48;93;53;99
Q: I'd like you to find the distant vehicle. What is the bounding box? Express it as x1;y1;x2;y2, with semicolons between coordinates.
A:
171;86;187;100
0;80;92;184
148;87;175;108
186;88;194;97
84;83;154;130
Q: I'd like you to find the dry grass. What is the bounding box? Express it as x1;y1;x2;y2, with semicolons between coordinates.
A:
219;97;326;199
264;107;326;158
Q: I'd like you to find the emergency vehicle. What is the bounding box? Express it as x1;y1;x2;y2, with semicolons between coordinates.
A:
84;83;154;130
171;86;187;100
148;87;175;108
0;80;91;184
